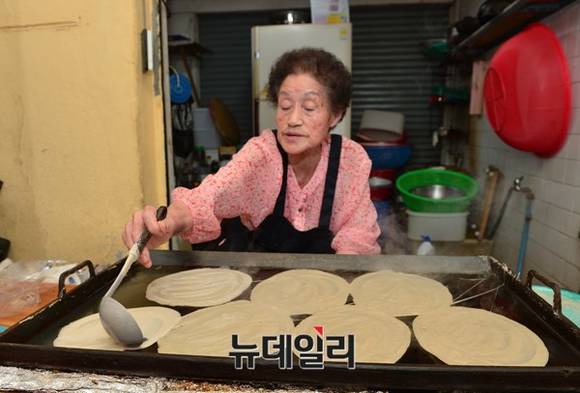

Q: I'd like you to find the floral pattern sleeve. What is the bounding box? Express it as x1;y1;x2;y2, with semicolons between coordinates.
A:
171;130;282;244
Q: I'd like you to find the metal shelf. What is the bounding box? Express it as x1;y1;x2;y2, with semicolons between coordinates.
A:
451;0;576;59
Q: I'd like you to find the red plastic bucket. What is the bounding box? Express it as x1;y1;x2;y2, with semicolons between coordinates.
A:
370;168;397;182
369;177;393;201
483;23;571;157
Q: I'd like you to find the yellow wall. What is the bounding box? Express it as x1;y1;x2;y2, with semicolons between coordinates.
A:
0;0;166;265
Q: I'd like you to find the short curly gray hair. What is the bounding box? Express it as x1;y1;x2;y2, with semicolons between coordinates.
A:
267;47;352;122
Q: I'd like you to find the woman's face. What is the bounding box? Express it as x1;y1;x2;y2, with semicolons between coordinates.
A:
275;73;341;158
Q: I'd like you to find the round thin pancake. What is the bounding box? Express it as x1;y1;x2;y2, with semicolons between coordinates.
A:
413;306;549;366
158;300;294;357
53;307;180;351
294;305;411;364
146;268;252;307
250;269;349;315
350;270;452;316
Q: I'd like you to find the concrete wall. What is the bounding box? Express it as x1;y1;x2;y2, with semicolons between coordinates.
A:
471;3;580;291
0;0;167;265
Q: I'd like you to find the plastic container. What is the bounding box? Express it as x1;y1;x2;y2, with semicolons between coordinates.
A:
483;23;571;157
407;211;468;241
369;177;393;201
396;168;478;213
362;143;412;170
369;169;397;201
373;200;391;219
370;168;397;182
360;110;404;135
357;129;407;144
193;108;221;149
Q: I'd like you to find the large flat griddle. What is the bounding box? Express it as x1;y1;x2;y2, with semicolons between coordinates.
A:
0;251;578;392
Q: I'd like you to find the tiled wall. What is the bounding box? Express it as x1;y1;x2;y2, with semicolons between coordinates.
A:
471;3;580;291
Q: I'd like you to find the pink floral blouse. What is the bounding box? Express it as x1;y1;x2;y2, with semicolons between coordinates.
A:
172;129;381;254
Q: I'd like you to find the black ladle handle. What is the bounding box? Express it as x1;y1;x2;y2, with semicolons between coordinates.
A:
136;206;167;253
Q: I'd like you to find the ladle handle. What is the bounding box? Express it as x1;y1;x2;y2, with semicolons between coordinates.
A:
136;206;168;253
104;206;168;298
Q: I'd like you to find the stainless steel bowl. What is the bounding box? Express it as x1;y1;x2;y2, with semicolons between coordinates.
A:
411;184;465;200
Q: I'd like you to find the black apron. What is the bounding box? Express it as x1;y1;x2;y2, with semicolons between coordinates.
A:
193;132;342;254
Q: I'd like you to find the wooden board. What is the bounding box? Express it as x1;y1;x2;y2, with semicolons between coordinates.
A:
0;283;74;327
470;60;489;115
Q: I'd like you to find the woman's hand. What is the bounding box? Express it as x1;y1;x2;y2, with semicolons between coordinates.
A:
122;201;193;268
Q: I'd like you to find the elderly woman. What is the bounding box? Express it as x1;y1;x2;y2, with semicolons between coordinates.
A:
124;48;380;267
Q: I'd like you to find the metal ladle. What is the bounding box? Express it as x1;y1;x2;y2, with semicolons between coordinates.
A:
99;206;167;347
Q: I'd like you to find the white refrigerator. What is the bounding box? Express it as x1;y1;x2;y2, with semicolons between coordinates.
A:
251;23;352;138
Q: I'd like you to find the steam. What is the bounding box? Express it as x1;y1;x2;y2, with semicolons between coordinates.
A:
378;212;411;255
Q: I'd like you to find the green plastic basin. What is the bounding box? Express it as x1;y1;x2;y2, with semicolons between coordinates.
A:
396;168;479;212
